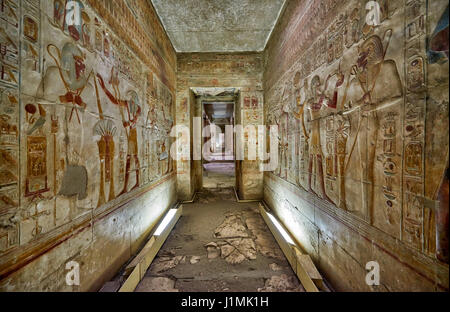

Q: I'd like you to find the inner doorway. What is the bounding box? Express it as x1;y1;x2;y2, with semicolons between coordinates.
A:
202;101;235;188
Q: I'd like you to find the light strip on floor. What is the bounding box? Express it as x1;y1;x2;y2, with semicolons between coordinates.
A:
268;213;295;245
154;209;178;236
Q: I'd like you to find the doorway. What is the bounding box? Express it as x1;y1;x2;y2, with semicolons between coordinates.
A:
202;101;235;188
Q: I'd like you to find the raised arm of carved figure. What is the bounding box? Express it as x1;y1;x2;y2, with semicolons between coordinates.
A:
96;73;127;107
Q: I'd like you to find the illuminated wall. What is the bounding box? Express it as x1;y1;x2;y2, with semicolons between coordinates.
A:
263;0;449;291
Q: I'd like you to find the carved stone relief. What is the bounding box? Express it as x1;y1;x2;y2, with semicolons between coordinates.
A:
264;0;449;260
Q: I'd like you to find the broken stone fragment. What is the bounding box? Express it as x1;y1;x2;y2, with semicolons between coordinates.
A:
235;238;257;260
205;242;221;259
226;238;241;247
190;256;201;264
269;263;283;271
226;249;247;264
159;250;176;258
220;244;235;258
151;255;184;273
175;255;184;263
245;216;266;233
207;248;220;259
217;237;258;264
214;214;249;238
257;274;304;292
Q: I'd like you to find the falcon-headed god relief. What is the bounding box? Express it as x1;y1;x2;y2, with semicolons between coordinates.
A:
46;42;91;123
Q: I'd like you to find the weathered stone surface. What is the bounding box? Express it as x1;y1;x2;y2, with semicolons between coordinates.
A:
151;256;184;273
220;244;235;258
205;242;221;259
225;249;247;265
214;214;249;238
216;238;258;264
190;256;201;264
269;263;284;272
234;238;257;260
207;210;277;265
2;0;448;293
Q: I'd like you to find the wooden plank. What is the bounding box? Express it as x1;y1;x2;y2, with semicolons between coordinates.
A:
118;206;183;292
124;236;156;276
293;247;320;292
140;244;160;279
119;265;141;292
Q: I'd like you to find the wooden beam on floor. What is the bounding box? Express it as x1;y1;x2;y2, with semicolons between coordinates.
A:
118;206;183;292
258;203;325;292
181;192;198;204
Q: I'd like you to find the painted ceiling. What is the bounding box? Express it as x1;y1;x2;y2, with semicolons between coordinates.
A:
150;0;286;52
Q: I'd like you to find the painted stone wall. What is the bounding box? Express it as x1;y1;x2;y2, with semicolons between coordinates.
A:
263;0;449;291
176;52;265;200
0;0;177;291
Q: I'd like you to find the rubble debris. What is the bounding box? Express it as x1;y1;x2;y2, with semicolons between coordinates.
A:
220;244;235;258
269;263;283;271
225;249;247;264
150;255;184;273
235;238;257;260
214;214;249;238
